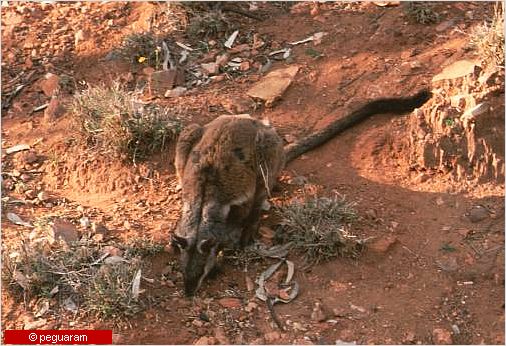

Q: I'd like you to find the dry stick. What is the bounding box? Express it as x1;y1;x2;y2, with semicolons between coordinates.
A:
266;297;285;331
222;5;263;20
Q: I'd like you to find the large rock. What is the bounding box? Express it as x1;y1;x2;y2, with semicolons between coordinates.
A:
149;69;185;96
432;60;480;82
39;73;61;97
247;65;300;107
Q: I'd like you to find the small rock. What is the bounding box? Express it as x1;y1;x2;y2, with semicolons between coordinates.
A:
165;86;187;98
74;29;88;46
432;328;452;344
264;331;281;343
218;297;242;308
221;96;254;114
201;62;220;75
210;75;226;82
239;61;250;71
365;209;378;220
192;319;204;328
244;301;258;312
250;337;265;344
44;202;54;208
103;246;123;257
44;97;66;122
435;196;444;205
24;319;47;330
92;233;104;242
123;220;131;230
311;302;327;322
112;334;124;344
79;217;90;228
214;327;230;345
92;223;108;236
414;172;430;183
215;53;230;66
435;20;455;32
37;191;49;202
288;175;307;185
50;219;79;244
2;178;15;190
228;43;250;54
436;256;459;272
467;205;489;223
195;336;217;345
456;228;471;237
20;173;31;182
19;150;39;165
142;67;155;76
402;331;416;343
25;189;37;199
369;236;398;254
39;73;60;97
149;69;185;95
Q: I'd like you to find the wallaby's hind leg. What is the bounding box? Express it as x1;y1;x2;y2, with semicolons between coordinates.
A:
175;124;204;183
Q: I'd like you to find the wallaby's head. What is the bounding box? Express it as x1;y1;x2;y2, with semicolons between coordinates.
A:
171;234;219;296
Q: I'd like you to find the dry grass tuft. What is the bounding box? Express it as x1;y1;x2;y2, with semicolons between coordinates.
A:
469;3;504;68
2;224;164;320
70;82;182;162
276;194;365;264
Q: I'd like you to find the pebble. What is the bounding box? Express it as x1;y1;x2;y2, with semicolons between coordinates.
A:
311;302;327;322
50;219;79;244
25;189;37;199
218;297;241;308
24;319;47;330
214;327;230;344
79;217;90;228
195;336;217;345
244;301;258;313
432;328;452;344
37;191;49;202
201;62;220;75
264;331;281;343
369;236;398;254
467;205;489;223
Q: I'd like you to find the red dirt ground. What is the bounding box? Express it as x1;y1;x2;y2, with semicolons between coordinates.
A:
1;2;504;345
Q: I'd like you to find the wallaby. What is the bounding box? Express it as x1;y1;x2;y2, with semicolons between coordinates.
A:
172;89;432;296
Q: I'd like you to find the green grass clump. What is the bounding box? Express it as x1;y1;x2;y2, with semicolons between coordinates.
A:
405;2;440;24
276;195;364;264
70;82;182;162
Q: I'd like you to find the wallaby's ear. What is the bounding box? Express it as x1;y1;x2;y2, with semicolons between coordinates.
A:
172;235;189;250
197;237;216;254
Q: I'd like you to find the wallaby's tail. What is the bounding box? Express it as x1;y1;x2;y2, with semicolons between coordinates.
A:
283;89;432;163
